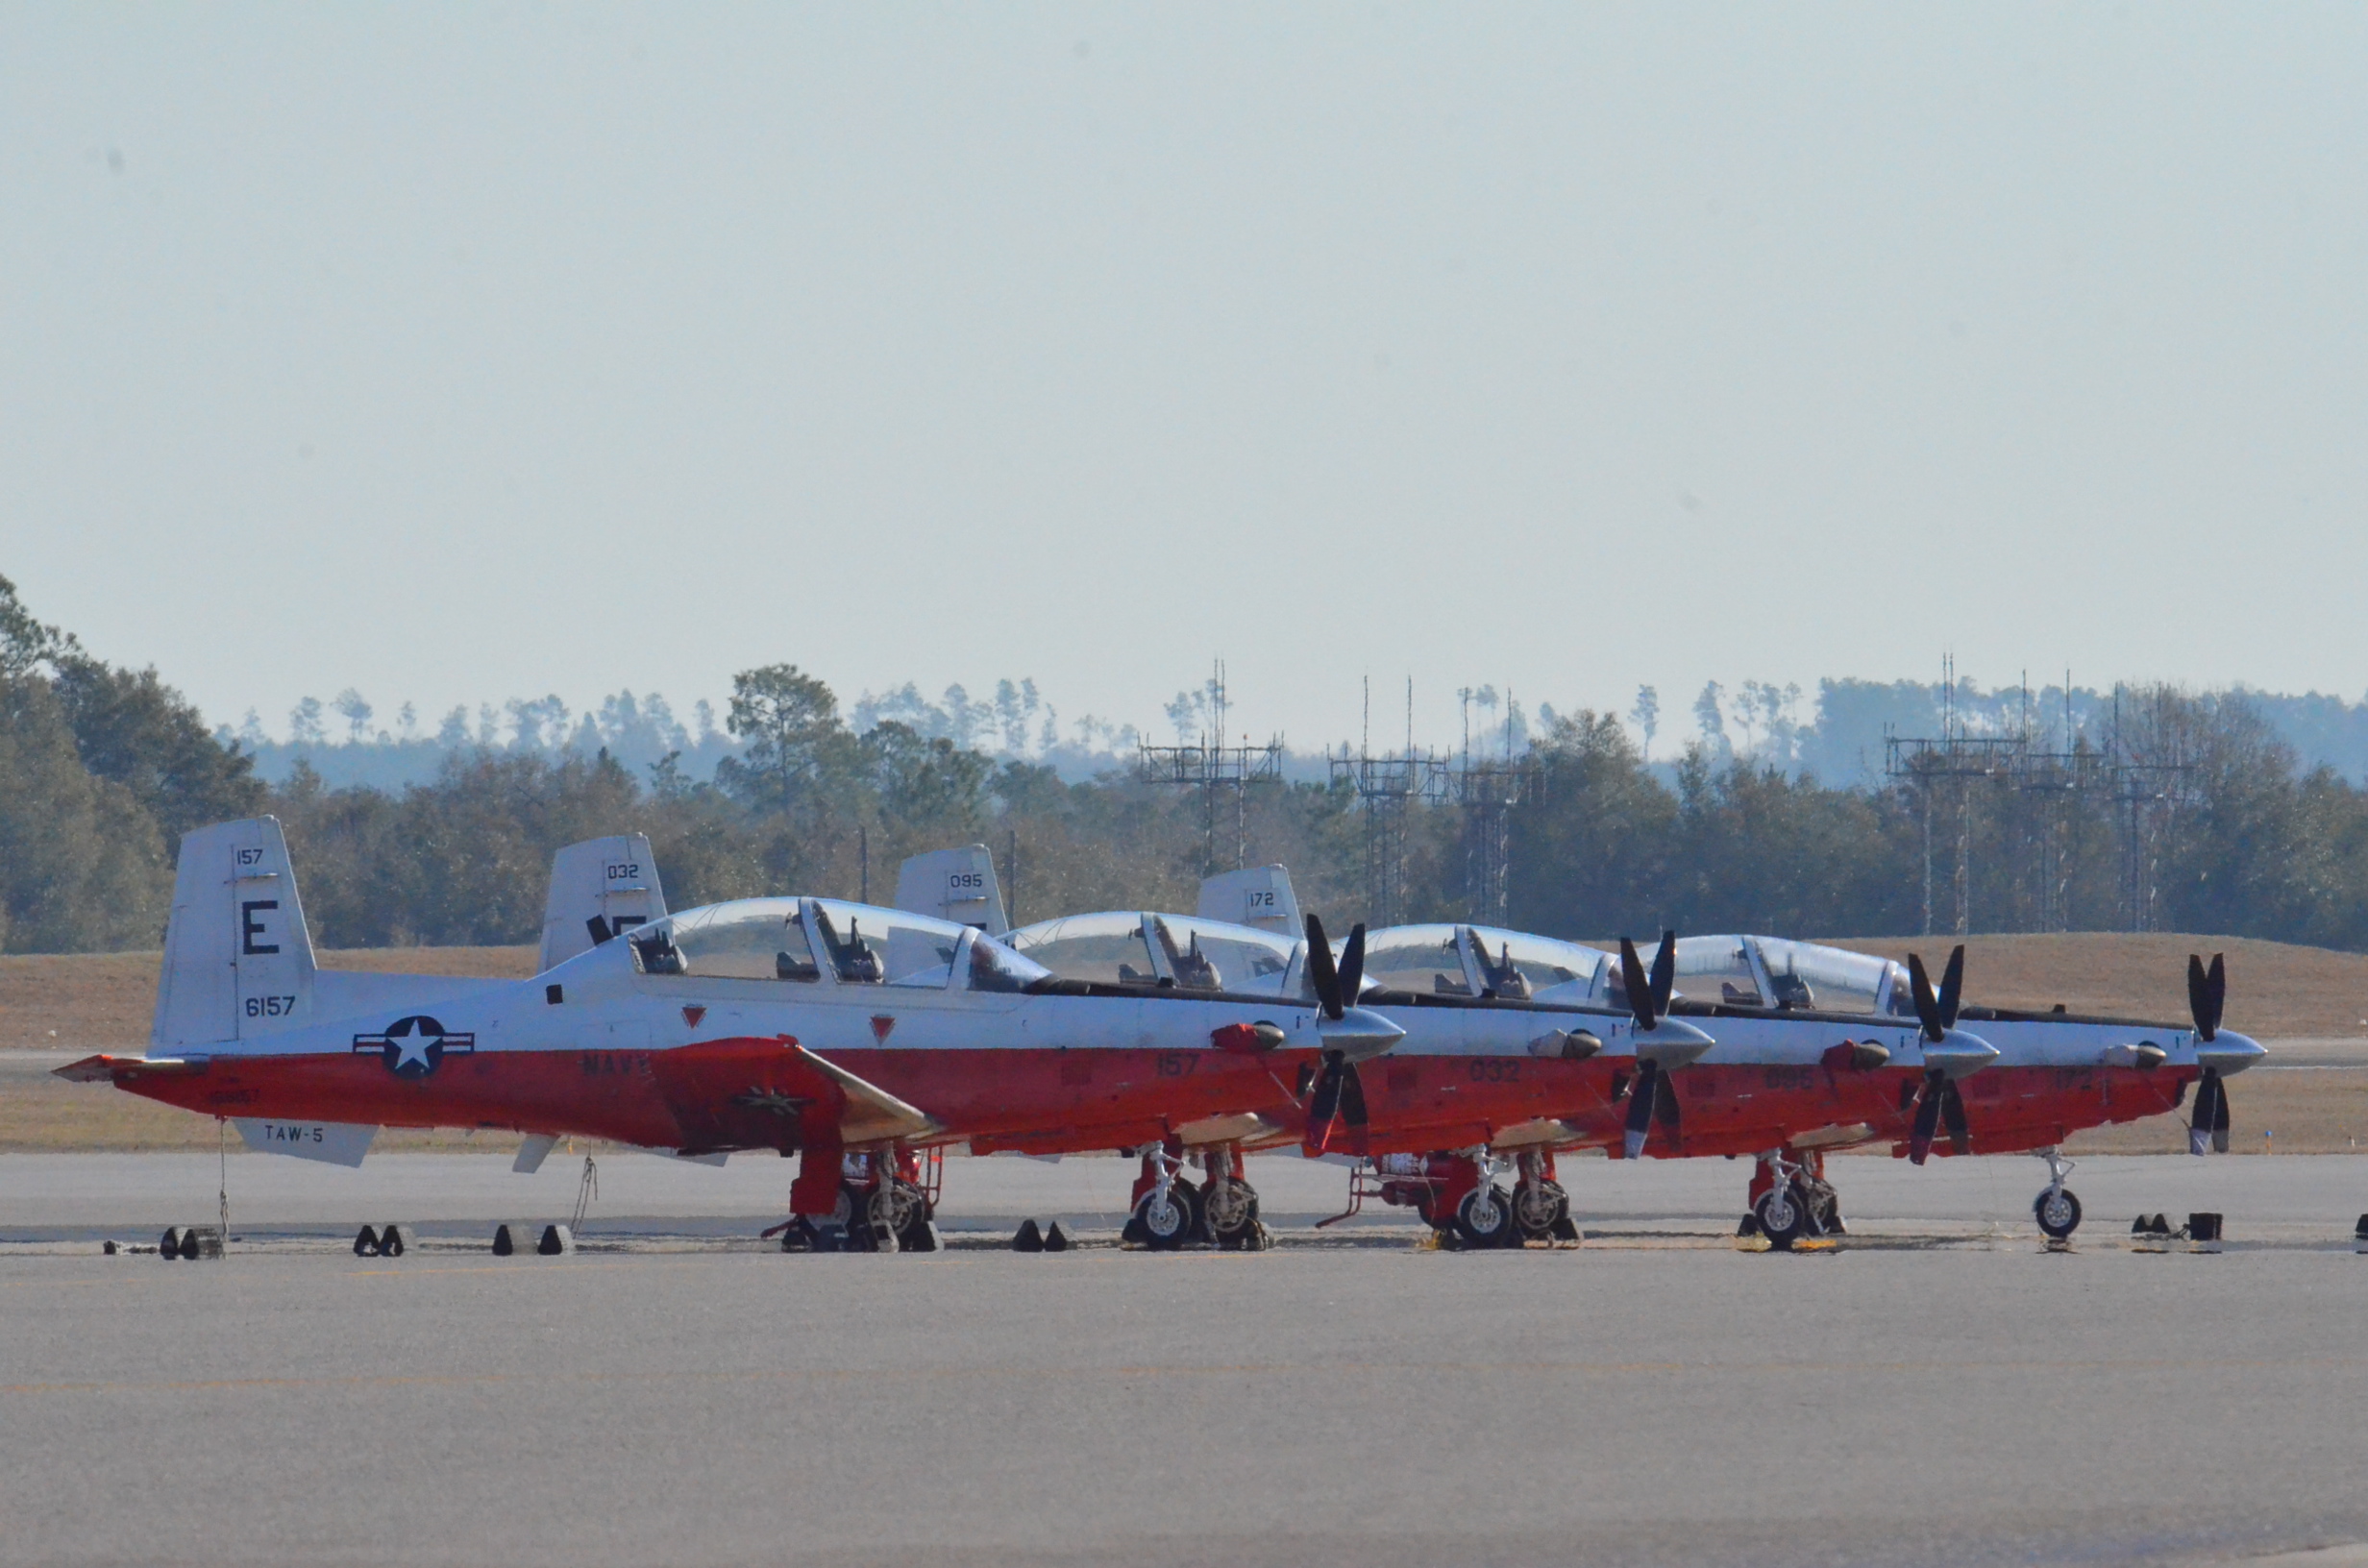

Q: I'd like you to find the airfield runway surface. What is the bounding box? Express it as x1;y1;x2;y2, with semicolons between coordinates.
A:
7;1153;2368;1568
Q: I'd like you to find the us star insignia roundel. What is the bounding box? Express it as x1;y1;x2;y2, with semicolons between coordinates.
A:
352;1016;476;1079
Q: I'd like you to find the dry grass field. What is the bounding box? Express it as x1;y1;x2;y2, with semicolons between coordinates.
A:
1812;932;2368;1039
4;935;2364;1155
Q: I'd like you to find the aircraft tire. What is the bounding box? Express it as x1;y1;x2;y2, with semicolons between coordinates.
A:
869;1179;925;1245
1754;1186;1809;1251
1203;1177;1258;1243
1451;1185;1516;1249
1134;1187;1196;1251
1513;1179;1569;1241
2035;1186;2083;1240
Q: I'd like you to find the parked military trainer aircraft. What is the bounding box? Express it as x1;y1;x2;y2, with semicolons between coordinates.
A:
1356;919;2267;1244
60;818;1404;1249
984;847;2265;1247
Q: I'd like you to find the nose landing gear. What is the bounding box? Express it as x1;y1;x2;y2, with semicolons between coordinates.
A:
1740;1149;1840;1252
2034;1149;2083;1242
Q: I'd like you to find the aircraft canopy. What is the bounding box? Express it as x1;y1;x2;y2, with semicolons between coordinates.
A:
629;898;1051;992
1002;911;1302;996
1361;923;1608;1002
1669;934;1910;1015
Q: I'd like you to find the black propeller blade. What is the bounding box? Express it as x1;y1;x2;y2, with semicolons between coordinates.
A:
1905;1071;1970;1165
2189;1070;2229;1156
1648;930;1676;1017
1936;944;1964;1030
1617;1057;1683;1159
1909;1076;1943;1164
1938;1076;1971;1155
1305;1049;1371;1153
1621;1061;1659;1156
1617;938;1657;1031
1905;945;1965;1043
1339;922;1367;1009
2187;952;2226;1042
1304;913;1344;1019
1300;913;1375;1152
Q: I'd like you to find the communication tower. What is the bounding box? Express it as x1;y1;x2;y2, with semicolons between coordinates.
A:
1136;660;1284;878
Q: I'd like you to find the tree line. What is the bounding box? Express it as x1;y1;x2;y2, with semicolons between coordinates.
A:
4;575;2363;953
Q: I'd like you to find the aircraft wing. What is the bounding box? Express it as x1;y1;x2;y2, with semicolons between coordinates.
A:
793;1043;941;1144
649;1038;940;1152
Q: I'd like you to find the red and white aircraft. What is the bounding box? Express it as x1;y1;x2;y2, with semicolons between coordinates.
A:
991;853;2265;1248
1350;920;2266;1246
61;818;1406;1249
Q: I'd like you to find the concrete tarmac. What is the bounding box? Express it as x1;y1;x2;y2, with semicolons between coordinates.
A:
8;1153;2368;1567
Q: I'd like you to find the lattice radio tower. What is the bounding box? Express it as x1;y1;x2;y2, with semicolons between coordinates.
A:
1137;660;1284;877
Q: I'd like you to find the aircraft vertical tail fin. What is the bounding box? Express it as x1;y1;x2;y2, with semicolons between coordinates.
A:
894;845;1007;932
1196;865;1301;936
153;817;319;1051
539;835;667;971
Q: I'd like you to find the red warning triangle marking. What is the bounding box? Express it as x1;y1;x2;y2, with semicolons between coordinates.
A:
870;1016;896;1043
682;1005;706;1028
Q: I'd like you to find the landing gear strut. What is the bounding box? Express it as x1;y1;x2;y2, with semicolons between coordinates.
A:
2033;1148;2083;1241
1124;1141;1267;1250
1432;1151;1517;1248
771;1146;941;1253
1198;1147;1268;1250
1510;1149;1579;1243
1741;1149;1838;1251
1126;1139;1201;1250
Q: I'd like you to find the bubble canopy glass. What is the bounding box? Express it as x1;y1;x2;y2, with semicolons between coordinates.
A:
1002;911;1303;996
629;898;1051;992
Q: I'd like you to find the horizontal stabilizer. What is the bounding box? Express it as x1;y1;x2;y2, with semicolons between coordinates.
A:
54;1054;204;1084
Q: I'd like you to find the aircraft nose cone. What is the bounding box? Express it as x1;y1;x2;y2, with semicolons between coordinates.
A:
1633;1017;1714;1069
1923;1026;1999;1079
2198;1030;2268;1075
1320;1006;1405;1063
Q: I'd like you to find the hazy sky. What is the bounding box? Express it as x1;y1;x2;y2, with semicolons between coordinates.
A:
6;6;2363;750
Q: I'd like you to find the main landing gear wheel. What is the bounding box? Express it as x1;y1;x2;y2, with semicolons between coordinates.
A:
2035;1186;2084;1240
1753;1184;1810;1251
1513;1179;1569;1243
1202;1177;1262;1248
1134;1185;1198;1251
857;1178;933;1251
1451;1185;1517;1248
